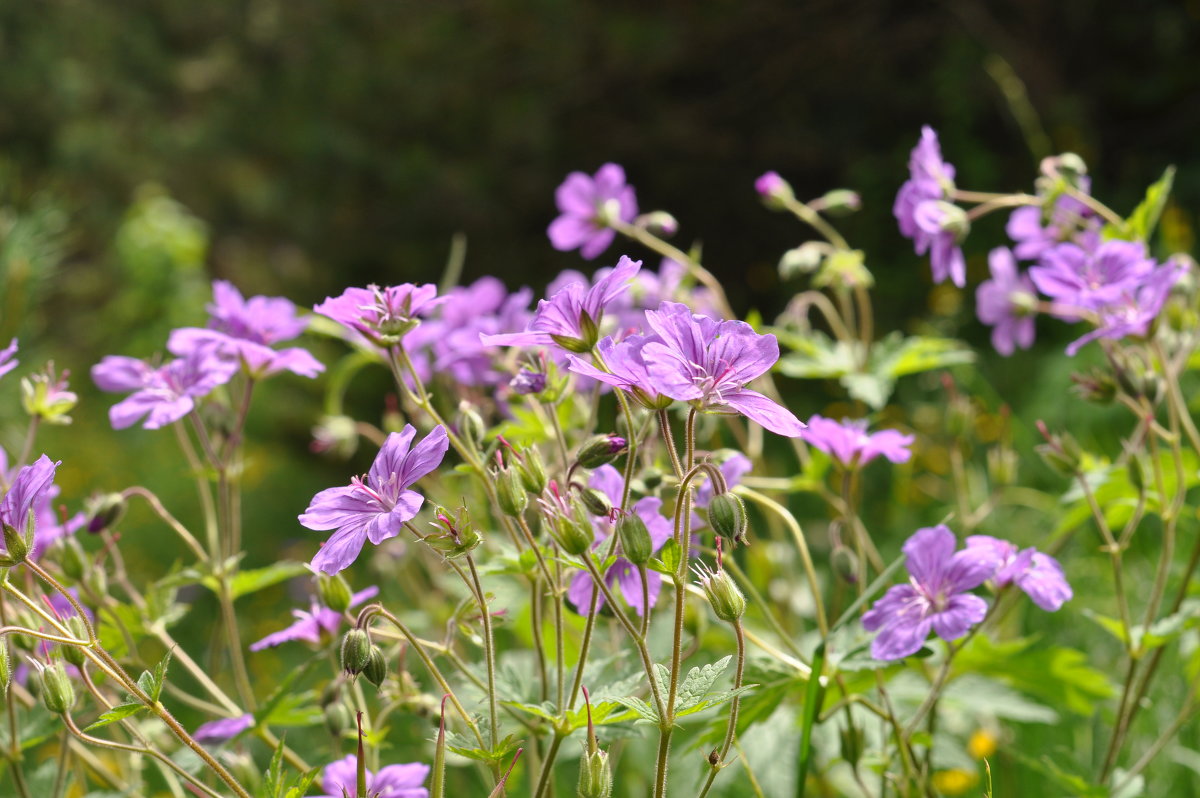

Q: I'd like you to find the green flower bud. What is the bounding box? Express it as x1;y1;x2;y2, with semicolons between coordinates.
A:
312;415;360;459
85;492;128;534
986;447;1018;488
1035;423;1083;477
318;573;353;614
455;402;486;451
616;513;652;566
1070;370;1117;404
839;722;864;767
577;434;627;470
635;211;679;238
518;448;548;494
694;563;745;623
426;506;483;559
340;629;372;675
63;616;89;668
58;537;87;583
708;493;749;546
819;189;862;217
577;488;613;518
640;467;664;492
577;746;613;798
84;566;107;599
831;545;860;584
3;520;29;565
496;468;528;517
813;248;874;291
325;701;354;737
363;646;388;688
779;242;829;279
0;644;10;695
548;505;594;557
39;660;75;714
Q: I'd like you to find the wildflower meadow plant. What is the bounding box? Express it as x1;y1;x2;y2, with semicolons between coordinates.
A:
0;127;1196;798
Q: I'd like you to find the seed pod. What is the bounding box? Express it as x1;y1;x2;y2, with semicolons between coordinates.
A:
577;488;613;518
708;493;749;545
696;564;746;623
616;513;652;566
39;660;75;714
576;746;613;798
820;189;862;217
340;629;372;675
576;434;627;470
318;573;353;614
0;643;9;694
550;506;594;557
363;646;388;688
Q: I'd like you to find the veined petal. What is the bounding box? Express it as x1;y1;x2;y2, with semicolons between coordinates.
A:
930;593;988;641
902;525;956;587
311;526;369;574
721;389;806;437
395;426;449;487
298;486;381;531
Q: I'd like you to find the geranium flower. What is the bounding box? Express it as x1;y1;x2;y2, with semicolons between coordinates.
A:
0;339;18;380
92;345;239;430
314;284;445;345
1029;240;1156;317
802;416;914;467
1006;179;1101;261
1;455;60;535
250;586;379;651
640;302;805;437
548;163;638;260
566;333;673;409
861;525;999;660
300;426;449;574
315;755;430;798
894;127;967;287
193;714;254;745
965;535;1072;611
1062;260;1185;356
976;247;1038;356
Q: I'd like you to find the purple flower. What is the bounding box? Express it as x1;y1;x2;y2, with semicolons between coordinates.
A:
316;754;430;798
567;465;673;617
1063;260;1185;356
481;257;641;353
548;163;638;260
802;416;914;467
92;345;239;430
1007;182;1101;261
193;714;254;745
314;284;445;345
754;171;788;199
861;525;999;660
250;586;379;651
1029;240;1156;317
566;333;673;409
1;455;60;535
975;248;1038;356
640;302;805;437
510;368;547;395
894;127;967;287
0;339;18;379
421;278;534;387
300;426;449;574
965;535;1072;611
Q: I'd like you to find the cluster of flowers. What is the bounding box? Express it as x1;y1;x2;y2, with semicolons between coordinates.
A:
895;126;1187;357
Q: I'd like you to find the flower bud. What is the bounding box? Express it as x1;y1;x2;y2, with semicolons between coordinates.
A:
0;644;9;694
708;493;749;546
312;415;360;459
547;505;595;557
363;646;388;688
1070;370;1117;404
39;660;75;714
3;520;29;564
813;248;874;291
986;446;1018;488
63;616;89;668
818;189;862;217
318;573;353;614
85;492;128;535
1035;424;1083;477
84;566;107;599
640;467;664;492
496;468;528;517
577;434;627;470
839;722;864;767
577;488;613;518
577;746;613;798
754;171;794;210
340;629;372;675
635;211;679;238
695;563;746;623
325;701;354;736
510;369;547;396
518;448;548;494
616;513;653;566
57;537;87;582
779;242;829;279
455;402;487;450
831;545;860;584
427;506;483;559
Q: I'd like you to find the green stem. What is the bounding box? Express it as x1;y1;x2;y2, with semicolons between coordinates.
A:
466;555;500;753
696;620;746;798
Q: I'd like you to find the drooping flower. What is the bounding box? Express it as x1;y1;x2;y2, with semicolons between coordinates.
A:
861;525;999;660
548;163;638;260
802;416;914;467
481;257;641;353
0;339;18;379
92;345;239;430
640;302;805;437
976;247;1038;356
1029;240;1156;318
315;755;430;798
250;586;380;651
193;714;254;745
1063;260;1185;356
300;426;449;574
315;284;445;346
894;127;967;287
566;465;673;617
965;535;1072;611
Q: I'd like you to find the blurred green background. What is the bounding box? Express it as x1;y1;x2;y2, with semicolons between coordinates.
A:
1;0;1199;794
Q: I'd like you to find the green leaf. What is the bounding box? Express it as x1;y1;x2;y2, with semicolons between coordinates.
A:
259;736;286;798
1141;599;1200;650
774;331;860;380
83;702;147;732
674;684;757;718
675;656;731;712
282;767;321;798
262;691;323;728
210;561;311;601
871;332;974;379
444;731;522;765
1106;166;1175;242
953;636;1114;716
611;695;659;725
655;539;681;576
254;659;318;727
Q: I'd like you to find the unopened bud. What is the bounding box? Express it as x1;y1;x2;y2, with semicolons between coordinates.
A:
1070;370;1116;404
819;189;862;217
84;566;107;599
3;520;29;564
708;493;749;546
1035;423;1083;477
831;545;860;584
325;701;354;736
496;468;528;517
986;447;1018;488
85;493;127;534
577;488;613;518
58;537;87;582
318;573;353;614
39;660;75;714
695;563;745;623
455;402;486;449
518;448;548;494
427;506;483;559
577;434;627;470
755;171;794;210
636;211;679;238
839;723;864;767
548;505;594;557
813;248;874;290
577;747;613;798
0;644;9;694
510;368;548;396
63;616;88;668
779;242;829;279
640;467;664;492
341;629;372;675
616;513;653;565
363;646;388;688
